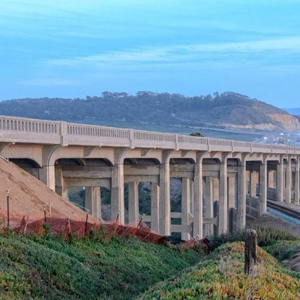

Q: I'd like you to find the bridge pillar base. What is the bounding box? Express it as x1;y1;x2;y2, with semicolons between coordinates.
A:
204;177;214;236
182;178;191;241
111;164;125;224
39;165;55;191
151;183;160;233
85;186;101;219
128;182;139;226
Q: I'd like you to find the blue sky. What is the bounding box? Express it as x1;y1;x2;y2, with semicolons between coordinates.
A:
1;0;300;107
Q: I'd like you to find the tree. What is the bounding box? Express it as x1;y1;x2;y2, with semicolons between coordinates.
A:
190;132;204;137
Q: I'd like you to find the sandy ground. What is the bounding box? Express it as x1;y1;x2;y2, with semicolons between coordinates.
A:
0;156;97;227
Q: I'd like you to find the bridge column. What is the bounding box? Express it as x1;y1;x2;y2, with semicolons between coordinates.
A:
237;160;247;229
276;158;284;202
268;171;275;189
193;157;203;238
204;176;214;236
182;178;191;240
128;182;139;226
286;157;292;203
213;178;219;201
85;186;101;219
259;162;267;216
228;176;236;209
190;179;194;214
55;166;65;197
219;157;228;234
151;183;160;232
295;160;299;205
159;151;172;236
250;171;257;198
39;165;56;191
111;164;125;224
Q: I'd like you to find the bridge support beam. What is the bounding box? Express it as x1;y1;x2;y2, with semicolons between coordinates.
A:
128;182;139;226
151;183;160;233
190;180;194;215
39;165;56;191
268;170;275;189
55;166;65;197
204;177;214;236
295;160;300;205
286;157;292;203
193;159;203;238
111;164;125;224
250;171;257;198
181;178;191;240
159;160;171;236
276;159;284;202
85;186;101;219
219;159;228;234
213;178;219;201
237;161;246;229
228;176;236;209
259;163;267;216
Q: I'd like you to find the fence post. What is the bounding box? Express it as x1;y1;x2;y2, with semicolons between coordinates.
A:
244;229;257;276
6;189;10;229
85;214;89;236
43;205;47;223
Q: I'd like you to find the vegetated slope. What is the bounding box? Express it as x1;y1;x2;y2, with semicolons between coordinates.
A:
0;157;92;225
0;91;298;131
0;233;202;299
139;242;300;300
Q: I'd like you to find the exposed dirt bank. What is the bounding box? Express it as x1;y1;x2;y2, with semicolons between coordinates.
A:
0;156;96;227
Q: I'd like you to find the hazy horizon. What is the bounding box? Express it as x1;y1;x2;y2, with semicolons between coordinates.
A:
1;1;300;108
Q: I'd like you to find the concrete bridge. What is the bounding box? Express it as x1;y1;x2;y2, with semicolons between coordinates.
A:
0;115;300;239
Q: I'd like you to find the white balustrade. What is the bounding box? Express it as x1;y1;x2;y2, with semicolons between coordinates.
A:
0;115;299;155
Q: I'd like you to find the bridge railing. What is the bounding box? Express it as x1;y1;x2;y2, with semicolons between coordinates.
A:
0;116;61;144
0;116;59;134
0;115;300;155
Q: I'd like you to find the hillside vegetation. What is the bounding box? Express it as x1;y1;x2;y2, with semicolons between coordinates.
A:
1;226;300;299
139;242;300;299
0;91;298;131
0;231;202;300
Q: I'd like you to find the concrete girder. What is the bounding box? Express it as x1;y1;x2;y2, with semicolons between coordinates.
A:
64;178;111;190
49;146;115;166
1;144;43;167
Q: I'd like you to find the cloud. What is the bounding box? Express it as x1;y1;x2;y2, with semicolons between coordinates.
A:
44;36;300;68
19;78;78;87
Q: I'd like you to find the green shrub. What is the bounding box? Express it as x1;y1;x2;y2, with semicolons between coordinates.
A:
0;232;204;299
264;240;300;261
209;225;298;250
139;242;300;300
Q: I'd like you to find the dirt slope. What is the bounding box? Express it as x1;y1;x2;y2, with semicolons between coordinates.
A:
0;156;95;227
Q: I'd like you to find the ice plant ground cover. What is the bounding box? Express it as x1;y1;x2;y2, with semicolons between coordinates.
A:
139;242;300;300
0;225;300;299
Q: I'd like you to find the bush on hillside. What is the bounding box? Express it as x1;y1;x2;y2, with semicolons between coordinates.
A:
0;231;204;299
209;225;298;250
138;242;300;300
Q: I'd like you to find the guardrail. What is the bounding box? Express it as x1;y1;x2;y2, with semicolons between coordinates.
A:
1;115;300;155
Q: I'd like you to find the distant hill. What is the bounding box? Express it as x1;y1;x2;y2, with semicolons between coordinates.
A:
0;91;299;132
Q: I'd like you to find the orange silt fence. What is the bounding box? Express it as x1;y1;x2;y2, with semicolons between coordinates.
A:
13;215;167;245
